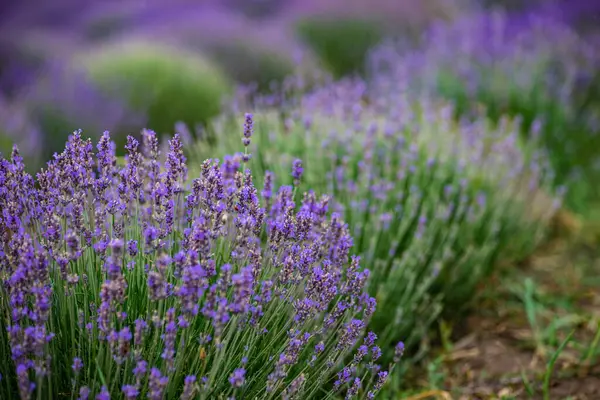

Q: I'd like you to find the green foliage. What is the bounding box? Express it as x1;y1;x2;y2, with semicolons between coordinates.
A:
0;131;12;156
79;40;232;137
295;17;385;78
544;334;573;400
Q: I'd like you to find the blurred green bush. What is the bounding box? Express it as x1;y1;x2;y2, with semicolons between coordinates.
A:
79;40;232;137
295;17;385;78
24;39;232;158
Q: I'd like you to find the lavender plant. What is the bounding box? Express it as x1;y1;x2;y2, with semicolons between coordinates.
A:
0;127;400;399
193;80;560;369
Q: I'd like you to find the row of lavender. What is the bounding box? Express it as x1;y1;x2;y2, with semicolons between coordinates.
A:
367;9;600;211
196;67;560;388
0;89;560;398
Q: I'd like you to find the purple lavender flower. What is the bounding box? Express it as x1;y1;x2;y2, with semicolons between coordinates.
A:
371;346;382;361
96;386;110;400
133;360;148;380
261;170;274;207
147;266;168;301
394;341;405;362
346;377;361;398
364;332;377;347
354;345;369;363
291;159;304;185
15;363;34;400
72;357;83;374
148;368;168;400
334;366;354;389
161;308;177;371
229;266;254;314
127;240;138;257
229;368;246;388
367;370;389;399
243;113;254;147
134;319;148;349
122;384;139;400
165;133;188;197
336;319;366;351
315;342;325;354
181;375;197;400
282;373;306;400
111;327;132;365
78;386;90;400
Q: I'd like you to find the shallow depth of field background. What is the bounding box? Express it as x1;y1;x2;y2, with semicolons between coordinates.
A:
1;0;600;398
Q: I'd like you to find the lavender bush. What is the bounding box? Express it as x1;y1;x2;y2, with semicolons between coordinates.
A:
192;79;561;371
0;126;401;399
75;40;233;137
18;38;232;160
368;9;600;211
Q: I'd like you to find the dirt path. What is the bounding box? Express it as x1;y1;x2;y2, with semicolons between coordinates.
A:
407;215;600;400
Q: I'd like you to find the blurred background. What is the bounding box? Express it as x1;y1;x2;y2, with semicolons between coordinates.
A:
0;1;594;153
0;0;599;210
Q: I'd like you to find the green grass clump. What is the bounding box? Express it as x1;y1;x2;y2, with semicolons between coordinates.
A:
295;17;385;78
23;39;232;159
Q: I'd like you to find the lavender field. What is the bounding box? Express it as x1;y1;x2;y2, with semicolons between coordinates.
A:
1;1;599;399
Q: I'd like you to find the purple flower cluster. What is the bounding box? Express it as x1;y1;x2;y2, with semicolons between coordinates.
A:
0;123;397;398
